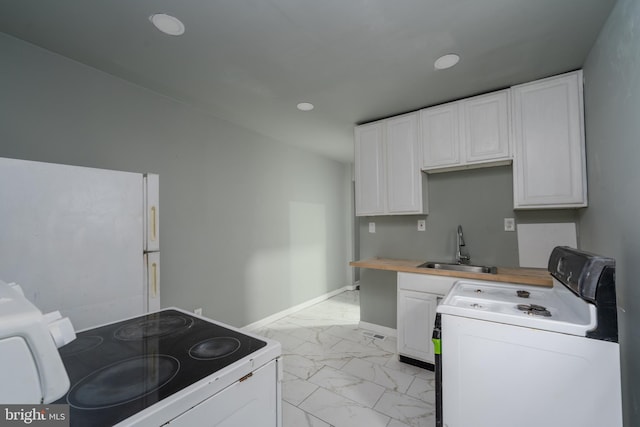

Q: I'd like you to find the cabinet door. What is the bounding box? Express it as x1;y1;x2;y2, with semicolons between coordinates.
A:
462;90;510;163
355;122;386;216
420;102;460;169
397;289;439;363
385;113;424;214
512;71;586;208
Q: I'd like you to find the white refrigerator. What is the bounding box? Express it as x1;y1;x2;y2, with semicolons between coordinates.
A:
0;157;160;330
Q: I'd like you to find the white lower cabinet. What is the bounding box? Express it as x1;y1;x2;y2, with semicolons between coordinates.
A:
397;273;456;365
398;289;439;363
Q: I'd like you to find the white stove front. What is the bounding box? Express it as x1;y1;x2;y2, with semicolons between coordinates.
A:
440;313;622;427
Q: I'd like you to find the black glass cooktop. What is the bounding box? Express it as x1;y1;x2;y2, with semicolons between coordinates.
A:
55;309;267;427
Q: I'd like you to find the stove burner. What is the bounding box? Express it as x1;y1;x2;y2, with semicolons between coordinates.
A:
59;336;103;356
67;355;179;409
517;303;552;317
189;337;241;360
517;290;530;298
114;315;194;340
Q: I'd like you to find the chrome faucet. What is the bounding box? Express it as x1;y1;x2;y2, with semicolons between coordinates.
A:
456;225;471;264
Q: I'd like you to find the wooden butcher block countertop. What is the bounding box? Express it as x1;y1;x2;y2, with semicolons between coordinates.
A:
350;258;553;287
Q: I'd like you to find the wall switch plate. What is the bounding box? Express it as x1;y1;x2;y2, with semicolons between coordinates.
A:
504;218;516;232
368;222;376;233
194;308;203;316
417;219;426;231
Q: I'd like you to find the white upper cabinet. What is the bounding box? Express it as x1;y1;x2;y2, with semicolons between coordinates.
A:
462;90;511;163
420;102;460;169
354;71;585;214
385;113;424;214
512;70;587;209
354;113;426;216
355;122;386;216
421;90;511;172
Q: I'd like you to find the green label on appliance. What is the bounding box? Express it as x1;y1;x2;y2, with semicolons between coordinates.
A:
432;338;441;355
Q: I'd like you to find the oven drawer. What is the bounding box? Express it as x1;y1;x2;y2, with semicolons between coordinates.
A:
163;359;279;426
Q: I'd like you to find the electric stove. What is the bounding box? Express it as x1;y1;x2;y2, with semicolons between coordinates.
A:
55;308;281;426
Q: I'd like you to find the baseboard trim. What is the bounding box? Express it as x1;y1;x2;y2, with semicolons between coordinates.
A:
358;321;397;338
243;284;357;331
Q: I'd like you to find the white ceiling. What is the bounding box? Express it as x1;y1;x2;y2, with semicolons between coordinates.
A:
0;0;616;163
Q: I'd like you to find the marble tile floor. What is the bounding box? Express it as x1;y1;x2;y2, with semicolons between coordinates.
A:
252;290;436;427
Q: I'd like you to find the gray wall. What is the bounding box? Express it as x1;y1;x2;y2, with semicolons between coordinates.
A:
0;33;353;327
358;166;578;328
580;1;640;425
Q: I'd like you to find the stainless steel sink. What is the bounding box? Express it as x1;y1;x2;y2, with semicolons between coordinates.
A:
417;262;497;274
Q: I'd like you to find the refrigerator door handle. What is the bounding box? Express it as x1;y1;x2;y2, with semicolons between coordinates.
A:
150;206;157;242
144;174;160;252
146;251;161;313
151;261;158;297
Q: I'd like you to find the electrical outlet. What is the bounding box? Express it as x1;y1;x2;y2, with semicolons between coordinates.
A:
194;308;203;316
368;222;376;233
417;219;426;231
504;218;515;232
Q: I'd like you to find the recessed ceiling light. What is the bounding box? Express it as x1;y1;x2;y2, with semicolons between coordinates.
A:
434;54;460;70
297;102;314;111
149;13;185;36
